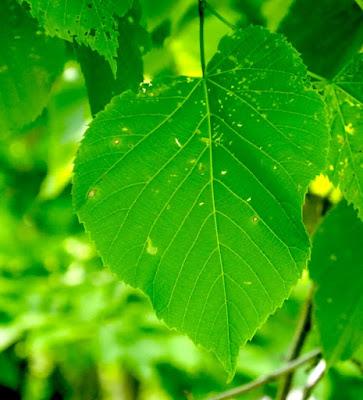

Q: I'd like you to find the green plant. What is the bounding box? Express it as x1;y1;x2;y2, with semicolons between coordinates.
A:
1;0;362;398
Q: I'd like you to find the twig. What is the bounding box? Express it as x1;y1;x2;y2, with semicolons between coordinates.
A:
198;0;206;77
205;2;237;30
307;71;327;82
351;358;363;375
301;359;326;400
277;285;314;400
207;349;321;400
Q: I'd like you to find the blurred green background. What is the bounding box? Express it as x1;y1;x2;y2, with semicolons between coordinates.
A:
1;0;362;399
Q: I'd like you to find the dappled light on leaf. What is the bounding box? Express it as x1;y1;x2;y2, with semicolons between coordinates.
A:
74;26;329;373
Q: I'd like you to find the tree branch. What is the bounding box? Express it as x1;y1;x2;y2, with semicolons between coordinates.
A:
277;285;314;399
301;359;326;400
205;2;237;30
207;349;321;400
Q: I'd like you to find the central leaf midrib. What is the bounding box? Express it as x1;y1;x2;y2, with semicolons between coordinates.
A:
203;75;232;366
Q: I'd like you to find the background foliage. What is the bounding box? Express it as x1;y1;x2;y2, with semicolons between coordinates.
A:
0;0;362;399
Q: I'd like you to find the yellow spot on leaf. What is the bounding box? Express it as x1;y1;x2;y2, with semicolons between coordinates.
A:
87;188;97;199
175;138;182;148
310;174;333;197
146;237;158;256
337;134;344;144
344;123;354;135
329;187;342;204
200;137;210;145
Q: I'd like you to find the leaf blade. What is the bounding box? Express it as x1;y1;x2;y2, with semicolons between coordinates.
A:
76;4;149;115
326;54;363;219
0;0;65;133
309;201;363;364
20;0;133;75
73;26;329;373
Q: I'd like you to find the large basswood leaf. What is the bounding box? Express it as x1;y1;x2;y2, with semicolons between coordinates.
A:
0;0;65;134
73;26;329;373
309;201;363;364
325;54;363;220
20;0;133;75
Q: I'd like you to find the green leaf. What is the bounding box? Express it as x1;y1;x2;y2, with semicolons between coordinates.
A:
76;4;150;115
20;0;133;75
279;0;363;78
325;54;363;220
73;26;329;374
309;201;363;364
0;0;65;134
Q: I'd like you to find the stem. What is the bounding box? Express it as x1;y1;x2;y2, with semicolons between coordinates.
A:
351;358;363;375
301;359;326;400
205;2;237;30
277;285;314;400
208;349;321;400
307;71;327;82
198;0;206;77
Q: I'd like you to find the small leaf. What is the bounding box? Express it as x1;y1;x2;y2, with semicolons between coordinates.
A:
73;26;329;374
309;201;363;364
76;4;150;115
325;54;363;220
20;0;133;75
0;0;65;133
279;0;363;78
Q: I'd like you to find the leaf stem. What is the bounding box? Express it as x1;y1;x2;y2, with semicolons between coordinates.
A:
205;2;237;30
207;349;321;400
351;358;363;374
307;71;327;82
276;285;314;400
301;359;326;400
198;0;206;77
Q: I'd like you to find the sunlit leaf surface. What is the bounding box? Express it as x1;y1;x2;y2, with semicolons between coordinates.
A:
73;26;329;373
